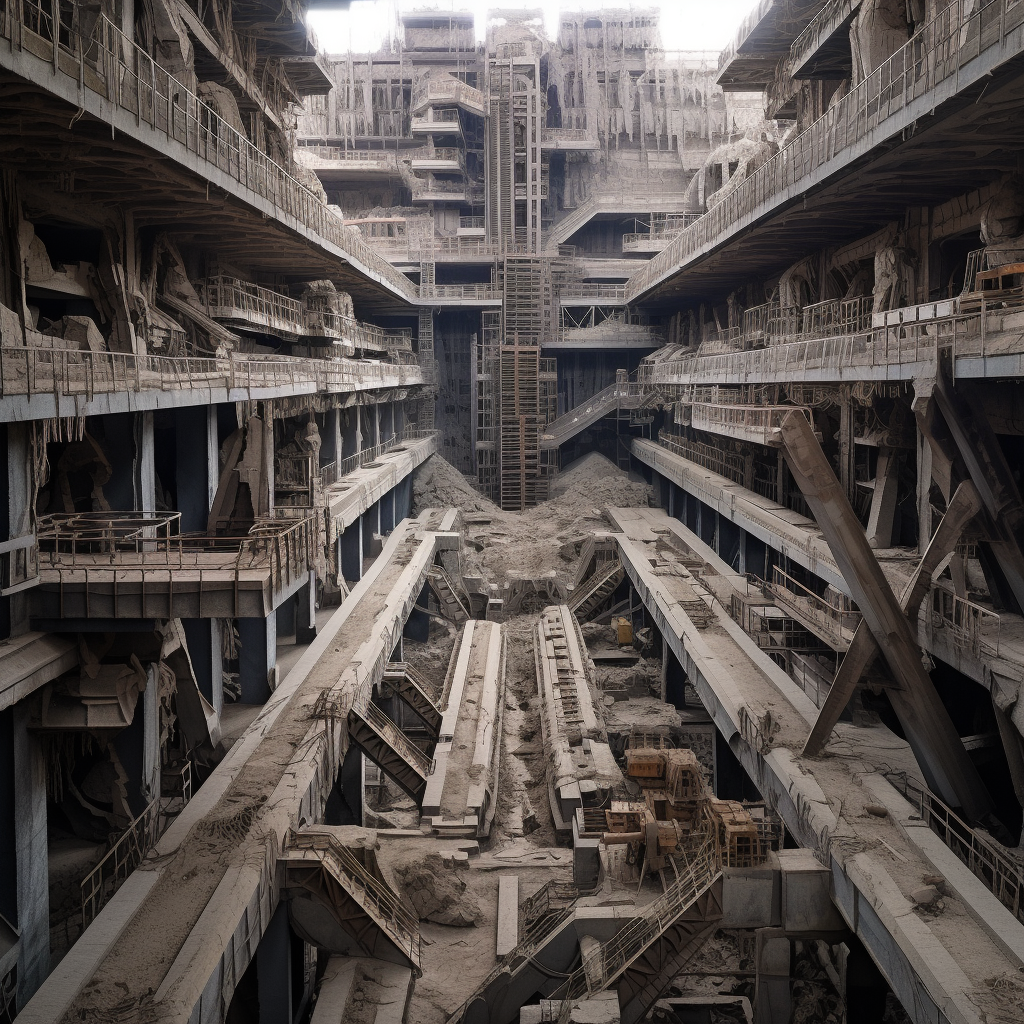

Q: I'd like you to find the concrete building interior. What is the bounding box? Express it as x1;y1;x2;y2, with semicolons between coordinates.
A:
5;0;1024;1021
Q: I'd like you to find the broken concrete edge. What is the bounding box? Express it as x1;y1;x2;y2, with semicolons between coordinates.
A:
15;511;454;1024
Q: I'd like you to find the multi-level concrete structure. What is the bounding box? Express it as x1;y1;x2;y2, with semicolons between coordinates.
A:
8;1;1024;1024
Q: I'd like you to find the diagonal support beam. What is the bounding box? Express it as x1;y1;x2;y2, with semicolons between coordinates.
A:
802;480;982;756
931;369;1024;611
779;411;993;819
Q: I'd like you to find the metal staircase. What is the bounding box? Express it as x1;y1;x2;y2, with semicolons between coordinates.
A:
552;838;723;1024
568;560;624;622
428;565;471;622
347;697;433;803
282;828;421;973
540;380;644;449
382;663;443;735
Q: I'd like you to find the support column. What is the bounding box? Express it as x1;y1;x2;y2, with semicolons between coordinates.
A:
917;420;933;554
380;486;395;535
182;619;223;717
341;519;363;584
381;402;394;443
12;702;48;1002
295;570;317;645
839;392;856;502
136;411;156;513
175;405;218;533
113;664;160;818
866;447;900;548
394;401;405;438
4;422;32;638
321;407;340;468
257;904;292;1024
754;930;792;1024
342;405;361;463
238;613;276;704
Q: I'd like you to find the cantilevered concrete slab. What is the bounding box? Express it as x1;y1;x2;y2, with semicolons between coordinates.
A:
18;509;461;1024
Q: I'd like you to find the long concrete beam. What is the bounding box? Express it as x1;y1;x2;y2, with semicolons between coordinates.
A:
19;510;460;1024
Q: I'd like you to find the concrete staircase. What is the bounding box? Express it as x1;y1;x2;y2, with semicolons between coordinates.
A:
281;828;422;973
347;697;433;802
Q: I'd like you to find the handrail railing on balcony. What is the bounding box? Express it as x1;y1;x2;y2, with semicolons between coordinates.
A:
559;284;627;303
929;587;1000;657
768;566;861;649
297;146;399;168
634;0;1024;302
1;0;417;302
36;509;315;596
690;403;813;446
0;346;424;401
657;431;748;485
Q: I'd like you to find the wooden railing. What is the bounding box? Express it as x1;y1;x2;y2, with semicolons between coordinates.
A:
0;0;417;302
632;0;1024;301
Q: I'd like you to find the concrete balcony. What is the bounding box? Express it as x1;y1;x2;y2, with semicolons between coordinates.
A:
295;147;401;181
689;403;817;446
33;510;317;619
457;216;485;236
410;178;468;203
547;319;665;349
630;0;1024;306
514;180;548;199
408;147;464;172
410;76;485;116
788;0;862;78
410;110;462;135
540;127;600;151
548;191;692;247
0;345;426;422
418;283;502;306
558;284;627;305
0;4;417;306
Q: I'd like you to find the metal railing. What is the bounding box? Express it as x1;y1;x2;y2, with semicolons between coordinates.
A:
543;380;643;442
352;695;433;776
559;284;627;303
411;108;461;128
553;837;721;1019
885;771;1024;926
202;276;306;336
81;799;162;929
788;0;863;74
296;146;399;169
419;282;501;301
459;216;485;229
633;0;1024;301
929;587;1000;657
691;403;812;446
0;0;417;302
408;146;464;165
37;509;315;596
286;828;421;969
657;431;747;484
768;566;862;649
411;76;485;112
0;346;424;402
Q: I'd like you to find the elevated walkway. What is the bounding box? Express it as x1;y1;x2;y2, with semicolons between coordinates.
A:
547;192;692;247
281;827;421;972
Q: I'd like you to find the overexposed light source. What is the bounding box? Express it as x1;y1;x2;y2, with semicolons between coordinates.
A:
307;0;758;56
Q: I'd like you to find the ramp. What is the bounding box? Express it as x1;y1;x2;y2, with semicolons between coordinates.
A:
568;560;624;622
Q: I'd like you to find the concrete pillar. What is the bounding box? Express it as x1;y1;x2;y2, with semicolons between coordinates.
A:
380;487;395;535
113;665;160;818
4;423;32;638
238;613;277;704
362;503;378;562
12;701;48;1002
342;406;361;463
137;411;156;513
257;903;292;1024
296;570;317;645
381;402;395;443
340;745;364;826
182;619;223;717
341;520;362;584
394;401;405;437
917;421;933;554
839;394;856;502
121;0;134;40
321;407;340;467
754;930;792;1024
866;447;900;548
277;595;296;639
175;405;218;533
395;476;412;524
404;584;431;642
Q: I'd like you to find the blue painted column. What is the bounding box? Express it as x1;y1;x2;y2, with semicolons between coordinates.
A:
238;613;277;704
341;519;362;584
257;903;292;1024
295;570;317;645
